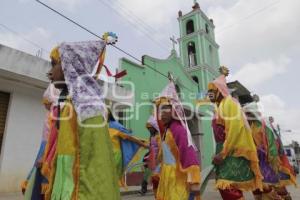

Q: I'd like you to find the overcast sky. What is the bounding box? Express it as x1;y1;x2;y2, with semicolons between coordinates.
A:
1;0;299;144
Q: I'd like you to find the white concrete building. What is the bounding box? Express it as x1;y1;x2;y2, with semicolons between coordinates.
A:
0;44;133;193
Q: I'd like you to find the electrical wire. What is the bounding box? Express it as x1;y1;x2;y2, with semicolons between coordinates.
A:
0;22;50;54
35;0;195;93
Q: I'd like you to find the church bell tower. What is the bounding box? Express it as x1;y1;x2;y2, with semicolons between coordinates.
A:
177;1;220;89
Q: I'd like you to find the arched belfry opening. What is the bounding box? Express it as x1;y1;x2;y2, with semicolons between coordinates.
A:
188;42;197;67
186;20;195;35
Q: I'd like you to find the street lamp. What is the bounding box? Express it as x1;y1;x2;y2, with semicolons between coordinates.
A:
268;116;296;138
277;125;293;139
282;129;292;133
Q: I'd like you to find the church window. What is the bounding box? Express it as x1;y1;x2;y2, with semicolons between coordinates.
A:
209;45;213;66
186;20;195;35
205;23;210;34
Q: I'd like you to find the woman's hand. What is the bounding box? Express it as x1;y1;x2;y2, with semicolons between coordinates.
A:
212;153;224;165
141;140;149;148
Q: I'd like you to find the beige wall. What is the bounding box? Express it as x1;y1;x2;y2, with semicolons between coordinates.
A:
0;78;45;193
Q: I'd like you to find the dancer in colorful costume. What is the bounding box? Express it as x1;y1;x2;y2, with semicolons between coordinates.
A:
267;117;296;200
145;116;161;197
24;40;120;200
208;68;263;200
107;110;148;186
155;81;201;200
22;84;59;199
139;116;161;196
243;102;282;200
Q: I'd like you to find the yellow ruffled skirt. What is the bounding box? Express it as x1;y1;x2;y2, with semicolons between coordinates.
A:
156;164;189;200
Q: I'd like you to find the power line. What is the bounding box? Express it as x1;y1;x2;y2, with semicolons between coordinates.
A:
35;0;194;93
216;0;281;34
94;1;215;87
0;22;50;54
95;1;221;85
34;0;149;62
94;0;218;81
106;0;283;87
36;0;101;40
95;0;170;52
113;0;160;35
104;0;161;37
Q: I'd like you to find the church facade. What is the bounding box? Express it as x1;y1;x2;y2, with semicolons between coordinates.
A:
119;2;220;175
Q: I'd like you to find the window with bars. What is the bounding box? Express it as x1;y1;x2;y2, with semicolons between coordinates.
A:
0;91;10;155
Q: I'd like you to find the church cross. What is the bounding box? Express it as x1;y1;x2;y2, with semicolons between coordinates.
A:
170;36;177;50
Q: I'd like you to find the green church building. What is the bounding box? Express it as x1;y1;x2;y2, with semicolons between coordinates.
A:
118;2;220;180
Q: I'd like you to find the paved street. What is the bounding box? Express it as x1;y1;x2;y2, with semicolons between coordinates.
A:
122;193;154;200
124;176;300;200
1;176;299;200
202;177;300;200
0;193;155;200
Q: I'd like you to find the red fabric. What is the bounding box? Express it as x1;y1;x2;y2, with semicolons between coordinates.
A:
253;189;262;195
281;155;296;176
151;176;160;190
103;65;127;78
253;187;272;195
276;187;288;196
219;189;243;200
212;118;226;143
44;107;59;167
114;70;127;78
147;146;156;170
